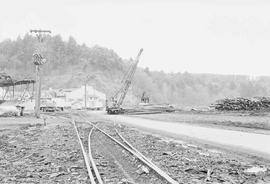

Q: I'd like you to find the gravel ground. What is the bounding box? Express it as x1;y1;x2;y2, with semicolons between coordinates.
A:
0;117;89;184
1;113;270;184
77;122;166;184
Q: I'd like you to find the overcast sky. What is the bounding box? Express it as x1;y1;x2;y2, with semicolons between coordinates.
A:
1;0;270;76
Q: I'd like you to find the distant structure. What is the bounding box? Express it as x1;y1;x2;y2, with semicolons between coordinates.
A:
0;72;35;102
65;85;105;110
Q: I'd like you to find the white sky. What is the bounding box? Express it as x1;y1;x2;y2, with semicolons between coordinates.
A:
1;0;270;76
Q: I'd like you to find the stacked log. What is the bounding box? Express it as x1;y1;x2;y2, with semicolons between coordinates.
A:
212;97;270;111
124;104;175;114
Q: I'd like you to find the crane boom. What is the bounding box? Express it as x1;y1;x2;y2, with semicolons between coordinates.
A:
106;48;143;114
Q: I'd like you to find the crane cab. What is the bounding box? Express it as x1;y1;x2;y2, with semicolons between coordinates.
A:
106;98;124;114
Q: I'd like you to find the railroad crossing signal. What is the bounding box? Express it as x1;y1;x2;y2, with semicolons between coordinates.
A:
30;29;51;118
33;53;46;65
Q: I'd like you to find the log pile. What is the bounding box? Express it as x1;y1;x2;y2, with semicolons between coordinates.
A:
212;97;270;111
124;104;175;114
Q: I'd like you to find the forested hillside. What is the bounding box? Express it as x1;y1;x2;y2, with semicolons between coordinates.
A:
1;34;270;107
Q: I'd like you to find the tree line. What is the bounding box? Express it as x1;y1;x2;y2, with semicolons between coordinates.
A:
1;34;270;107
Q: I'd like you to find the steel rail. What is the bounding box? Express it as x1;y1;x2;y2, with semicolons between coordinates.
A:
88;127;104;184
85;121;179;184
115;128;155;166
114;128;178;183
72;119;96;184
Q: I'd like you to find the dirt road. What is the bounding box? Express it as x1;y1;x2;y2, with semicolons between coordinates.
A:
106;115;270;161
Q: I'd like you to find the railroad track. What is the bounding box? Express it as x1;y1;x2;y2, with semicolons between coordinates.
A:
72;117;179;184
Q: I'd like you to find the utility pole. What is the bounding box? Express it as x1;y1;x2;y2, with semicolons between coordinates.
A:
30;29;51;118
85;80;87;109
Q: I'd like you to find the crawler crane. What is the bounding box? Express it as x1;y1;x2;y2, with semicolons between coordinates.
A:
106;48;143;114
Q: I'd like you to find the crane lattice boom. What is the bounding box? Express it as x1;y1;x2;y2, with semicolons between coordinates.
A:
106;48;143;114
